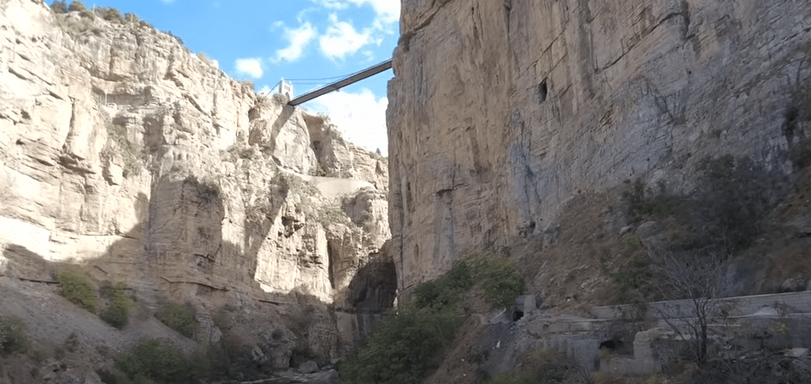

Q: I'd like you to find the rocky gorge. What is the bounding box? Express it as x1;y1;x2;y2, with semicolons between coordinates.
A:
389;0;811;307
4;0;811;382
0;0;395;382
384;0;811;382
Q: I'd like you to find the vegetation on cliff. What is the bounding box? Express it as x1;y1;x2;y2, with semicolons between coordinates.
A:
0;316;31;355
56;268;136;329
156;302;198;338
113;338;204;384
339;255;524;384
56;267;99;313
99;281;134;329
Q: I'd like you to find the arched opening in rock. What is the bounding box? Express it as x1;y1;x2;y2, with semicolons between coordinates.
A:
289;350;311;368
348;260;397;311
599;339;617;351
512;310;524;321
346;259;398;342
599;338;629;356
538;79;548;102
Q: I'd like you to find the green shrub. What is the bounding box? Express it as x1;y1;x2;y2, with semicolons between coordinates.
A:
184;175;220;204
166;31;184;46
695;155;775;252
68;1;86;12
598;245;653;305
211;310;229;330
340;255;524;384
623;179;689;223
466;350;489;365
123;12;139;23
609;257;650;303
57;267;98;313
338;305;461;384
51;0;68;13
624;155;778;253
314;204;348;226
0;316;31;355
101;123;143;177
95;6;124;23
413;260;473;310
100;282;133;329
116;339;194;383
238;147;255;160
138;20;153;29
622;234;643;251
156;303;197;338
79;8;95;20
101;306;129;329
272;172;319;196
469;255;526;308
614;156;779;304
113;339;232;384
413;255;524;310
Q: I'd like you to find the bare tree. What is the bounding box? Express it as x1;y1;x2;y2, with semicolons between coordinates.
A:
652;250;737;366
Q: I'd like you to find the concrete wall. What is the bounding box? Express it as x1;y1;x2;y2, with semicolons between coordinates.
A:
591;291;811;320
523;291;811;376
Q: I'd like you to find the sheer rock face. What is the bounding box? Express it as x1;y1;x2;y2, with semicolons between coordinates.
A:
0;0;392;368
389;0;811;291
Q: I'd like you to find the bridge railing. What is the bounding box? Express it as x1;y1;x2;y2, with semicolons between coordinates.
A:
286;59;392;106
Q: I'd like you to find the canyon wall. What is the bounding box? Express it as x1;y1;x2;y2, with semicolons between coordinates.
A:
389;0;811;292
0;0;393;372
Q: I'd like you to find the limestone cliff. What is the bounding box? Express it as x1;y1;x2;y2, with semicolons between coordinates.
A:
389;0;811;298
0;0;393;379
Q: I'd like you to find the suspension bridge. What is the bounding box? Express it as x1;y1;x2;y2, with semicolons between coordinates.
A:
275;59;392;106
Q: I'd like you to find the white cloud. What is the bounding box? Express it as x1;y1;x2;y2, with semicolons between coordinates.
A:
309;88;388;155
310;0;349;9
234;58;263;79
311;0;399;26
348;0;400;25
319;14;372;60
273;22;317;62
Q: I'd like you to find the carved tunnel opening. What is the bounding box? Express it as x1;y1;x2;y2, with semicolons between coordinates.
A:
599;340;617;351
599;338;631;356
512;310;524;321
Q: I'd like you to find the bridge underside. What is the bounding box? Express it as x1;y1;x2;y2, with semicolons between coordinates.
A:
287;59;392;106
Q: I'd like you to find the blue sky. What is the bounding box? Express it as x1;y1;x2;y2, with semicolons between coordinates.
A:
51;0;398;154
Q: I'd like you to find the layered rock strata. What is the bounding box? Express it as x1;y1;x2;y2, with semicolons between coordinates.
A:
389;0;811;292
0;0;393;373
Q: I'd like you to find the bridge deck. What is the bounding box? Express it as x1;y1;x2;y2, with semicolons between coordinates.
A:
287;59;392;106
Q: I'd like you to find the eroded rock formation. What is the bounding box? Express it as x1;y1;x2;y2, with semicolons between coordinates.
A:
389;0;811;294
0;0;393;380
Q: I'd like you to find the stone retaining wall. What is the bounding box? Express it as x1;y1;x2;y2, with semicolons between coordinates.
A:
521;291;811;375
